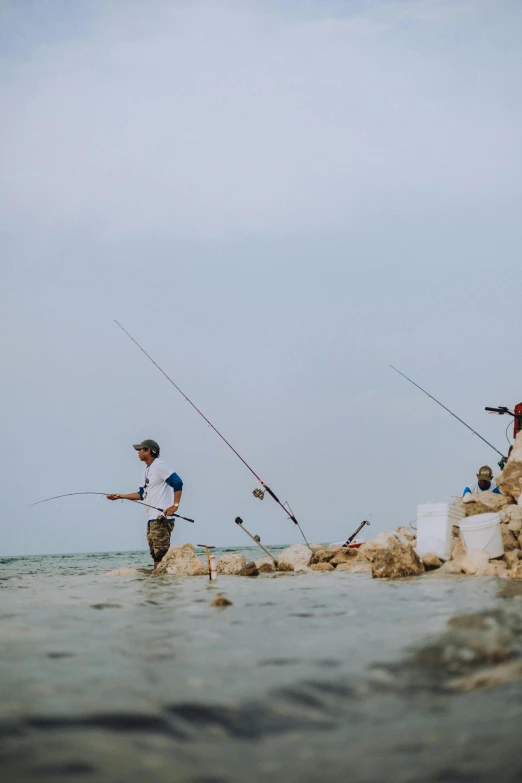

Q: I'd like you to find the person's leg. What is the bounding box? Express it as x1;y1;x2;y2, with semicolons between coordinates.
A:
146;524;156;567
148;519;174;569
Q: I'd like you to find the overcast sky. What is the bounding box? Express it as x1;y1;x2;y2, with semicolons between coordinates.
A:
1;0;521;556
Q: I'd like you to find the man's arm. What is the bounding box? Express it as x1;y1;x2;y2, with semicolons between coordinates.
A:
164;472;183;517
106;492;142;501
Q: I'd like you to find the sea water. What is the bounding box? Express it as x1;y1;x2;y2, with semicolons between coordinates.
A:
2;547;522;782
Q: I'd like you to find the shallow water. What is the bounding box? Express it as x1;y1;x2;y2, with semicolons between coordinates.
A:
2;548;522;782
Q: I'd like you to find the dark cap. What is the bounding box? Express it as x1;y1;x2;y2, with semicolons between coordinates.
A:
477;465;493;481
133;439;160;455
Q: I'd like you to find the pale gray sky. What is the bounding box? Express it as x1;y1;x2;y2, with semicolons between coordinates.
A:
1;0;521;555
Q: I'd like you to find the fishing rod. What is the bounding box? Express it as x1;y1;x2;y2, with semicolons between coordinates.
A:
344;520;370;547
235;516;278;563
375;355;505;458
115;320;311;548
29;492;195;523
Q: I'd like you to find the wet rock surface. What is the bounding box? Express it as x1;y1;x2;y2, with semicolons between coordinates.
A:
255;556;277;573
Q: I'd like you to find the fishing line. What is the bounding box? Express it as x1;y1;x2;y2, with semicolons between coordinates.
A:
30;492;195;522
115;320;311;548
374;355;505;458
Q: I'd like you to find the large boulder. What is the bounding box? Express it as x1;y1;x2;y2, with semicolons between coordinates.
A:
360;531;424;578
277;544;313;572
461;491;514;516
496;431;522;500
255;556;277;573
310;562;335;572
217;553;247;575
154;544;208;576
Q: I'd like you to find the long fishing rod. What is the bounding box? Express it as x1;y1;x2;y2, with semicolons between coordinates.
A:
29;492;195;523
115;320;311;549
375;356;505;458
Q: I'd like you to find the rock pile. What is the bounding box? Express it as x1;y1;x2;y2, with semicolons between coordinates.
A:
124;433;522;582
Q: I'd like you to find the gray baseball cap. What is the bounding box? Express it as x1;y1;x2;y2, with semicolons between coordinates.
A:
133;439;160;454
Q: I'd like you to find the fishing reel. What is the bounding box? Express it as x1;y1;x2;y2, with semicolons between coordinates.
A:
252;488;265;500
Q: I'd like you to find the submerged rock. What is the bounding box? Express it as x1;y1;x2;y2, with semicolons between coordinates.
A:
310;562;334;571
211;593;233;608
360;531;424;578
238;561;259;577
255;556;277;573
154;544;208;576
217;553;247;575
348;561;372;575
414;609;516;674
277;544;313;572
496;431;522;500
448;660;522;692
106;567;140;577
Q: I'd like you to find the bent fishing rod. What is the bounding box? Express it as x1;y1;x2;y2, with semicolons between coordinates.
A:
375;355;505;458
115;320;311;549
29;492;195;522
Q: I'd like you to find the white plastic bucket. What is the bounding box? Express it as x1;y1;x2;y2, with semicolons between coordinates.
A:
416;502;464;561
459;513;504;559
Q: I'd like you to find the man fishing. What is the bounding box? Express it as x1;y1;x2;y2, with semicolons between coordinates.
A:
462;465;501;496
107;439;183;569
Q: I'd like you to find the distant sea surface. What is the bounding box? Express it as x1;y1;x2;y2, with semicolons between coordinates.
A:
2;548;522;782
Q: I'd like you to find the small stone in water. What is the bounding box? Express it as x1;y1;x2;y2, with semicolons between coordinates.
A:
211;593;233;608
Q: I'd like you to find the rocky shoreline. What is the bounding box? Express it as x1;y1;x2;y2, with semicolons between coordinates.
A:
108;431;522;582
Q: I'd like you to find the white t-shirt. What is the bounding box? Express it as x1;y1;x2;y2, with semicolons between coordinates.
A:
139;458;183;522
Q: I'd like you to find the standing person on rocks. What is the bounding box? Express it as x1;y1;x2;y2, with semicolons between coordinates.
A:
463;465;501;496
106;439;183;569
